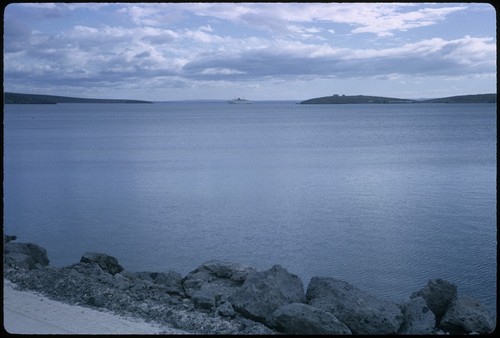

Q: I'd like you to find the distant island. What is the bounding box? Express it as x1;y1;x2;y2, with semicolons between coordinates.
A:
300;93;496;104
4;92;496;105
416;93;497;104
3;92;152;104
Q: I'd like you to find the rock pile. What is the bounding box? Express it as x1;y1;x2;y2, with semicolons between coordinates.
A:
3;235;496;334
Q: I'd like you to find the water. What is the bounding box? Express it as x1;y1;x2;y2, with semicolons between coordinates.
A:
3;102;496;316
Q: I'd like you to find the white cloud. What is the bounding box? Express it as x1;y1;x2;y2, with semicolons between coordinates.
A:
182;29;224;44
5;18;495;89
113;3;466;39
200;68;247;75
350;5;467;36
181;3;466;37
199;24;213;33
180;34;496;82
117;5;172;26
3;3;495;99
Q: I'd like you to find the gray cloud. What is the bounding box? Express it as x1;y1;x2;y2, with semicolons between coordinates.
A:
141;33;177;45
3;3;495;99
5;34;495;93
180;36;496;82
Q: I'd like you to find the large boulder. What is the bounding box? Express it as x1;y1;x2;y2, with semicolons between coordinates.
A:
130;271;184;296
191;283;218;310
216;301;236;317
439;295;495;334
80;252;123;275
410;279;457;323
398;296;436;334
4;241;50;269
3;234;17;244
229;264;306;326
201;260;257;282
182;260;257;311
271;302;352;334
306;277;403;334
4;252;33;269
112;272;133;290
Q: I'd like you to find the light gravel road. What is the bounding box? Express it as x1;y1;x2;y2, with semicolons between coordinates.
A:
3;279;189;334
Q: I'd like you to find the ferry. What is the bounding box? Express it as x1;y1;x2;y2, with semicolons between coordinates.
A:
228;97;252;104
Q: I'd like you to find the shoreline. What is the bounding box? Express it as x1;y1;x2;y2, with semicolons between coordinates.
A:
3;236;496;334
3;279;186;334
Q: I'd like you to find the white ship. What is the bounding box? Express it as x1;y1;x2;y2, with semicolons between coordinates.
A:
227;97;252;104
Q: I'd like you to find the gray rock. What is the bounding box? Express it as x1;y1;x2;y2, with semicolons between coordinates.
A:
133;271;155;282
118;269;137;280
192;283;216;310
398;296;436;334
87;294;107;307
112;272;132;290
132;270;184;296
439;295;495;334
3;234;17;244
271;302;352;334
201;260;257;282
152;271;184;295
182;259;257;311
4;252;32;269
4;242;50;268
229;264;306;326
182;298;194;310
68;261;105;276
410;279;457;322
306;277;403;334
217;302;236;317
80;252;123;275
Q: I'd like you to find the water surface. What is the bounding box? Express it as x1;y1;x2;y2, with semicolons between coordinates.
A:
4;102;496;315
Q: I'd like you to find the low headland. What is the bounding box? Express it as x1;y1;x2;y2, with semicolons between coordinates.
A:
299;93;496;104
3;92;151;104
3;235;496;335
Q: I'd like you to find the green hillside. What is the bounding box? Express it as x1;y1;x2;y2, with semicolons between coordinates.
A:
300;93;496;104
4;92;151;104
300;95;414;104
420;93;496;103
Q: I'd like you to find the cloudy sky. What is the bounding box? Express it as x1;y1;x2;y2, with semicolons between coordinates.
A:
3;2;496;101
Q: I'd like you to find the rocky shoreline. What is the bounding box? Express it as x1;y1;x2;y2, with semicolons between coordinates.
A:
3;235;496;335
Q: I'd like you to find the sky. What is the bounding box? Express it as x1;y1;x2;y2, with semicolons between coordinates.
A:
3;2;497;101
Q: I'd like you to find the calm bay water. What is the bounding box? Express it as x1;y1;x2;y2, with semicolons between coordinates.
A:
3;102;496;315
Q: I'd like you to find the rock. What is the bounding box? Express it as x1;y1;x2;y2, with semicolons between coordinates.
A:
112;272;132;290
132;271;155;282
4;242;50;268
229;264;306;326
439;295;495;334
192;283;216;310
80;252;123;275
306;277;403;334
182;260;256;311
182;298;194;309
271;302;352;334
201;260;257;282
217;302;236;317
152;271;184;295
398;296;436;334
410;279;457;322
68;261;105;276
4;252;33;269
182;260;257;297
3;234;17;244
132;271;184;296
87;294;107;307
